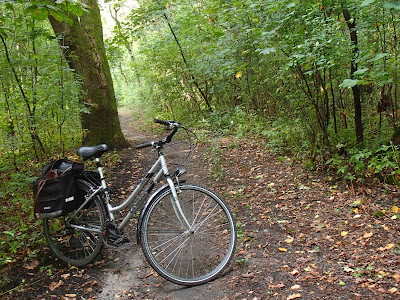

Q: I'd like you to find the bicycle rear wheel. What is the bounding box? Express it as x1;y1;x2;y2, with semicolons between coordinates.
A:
140;184;236;286
43;180;106;267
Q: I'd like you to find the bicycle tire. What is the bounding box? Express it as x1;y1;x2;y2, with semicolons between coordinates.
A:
43;179;106;267
140;184;236;286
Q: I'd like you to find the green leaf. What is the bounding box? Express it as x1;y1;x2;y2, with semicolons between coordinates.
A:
361;0;376;7
33;8;49;20
212;30;225;38
50;11;64;22
339;79;358;88
369;53;390;62
3;231;15;237
258;47;276;55
384;1;400;10
353;68;369;76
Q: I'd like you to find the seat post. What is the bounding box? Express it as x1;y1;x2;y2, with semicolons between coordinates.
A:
96;158;107;189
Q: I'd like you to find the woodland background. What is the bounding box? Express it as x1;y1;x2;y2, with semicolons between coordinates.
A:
1;0;400;290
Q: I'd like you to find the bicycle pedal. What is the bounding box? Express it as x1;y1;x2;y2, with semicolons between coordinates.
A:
102;222;130;247
112;236;130;247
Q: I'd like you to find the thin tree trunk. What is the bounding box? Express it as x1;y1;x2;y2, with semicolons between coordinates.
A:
0;33;45;158
158;4;213;112
343;8;363;143
392;11;399;127
1;78;18;170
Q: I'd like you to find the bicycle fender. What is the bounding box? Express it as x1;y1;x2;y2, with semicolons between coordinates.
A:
136;184;171;244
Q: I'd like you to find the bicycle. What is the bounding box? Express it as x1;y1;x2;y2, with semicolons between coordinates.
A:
42;119;237;286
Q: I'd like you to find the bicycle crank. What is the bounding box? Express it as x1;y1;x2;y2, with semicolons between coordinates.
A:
102;222;130;247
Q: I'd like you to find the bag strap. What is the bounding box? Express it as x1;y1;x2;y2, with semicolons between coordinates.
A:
34;179;47;219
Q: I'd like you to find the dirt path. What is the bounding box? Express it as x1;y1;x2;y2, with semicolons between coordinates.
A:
98;111;400;300
95;111;235;299
2;111;399;299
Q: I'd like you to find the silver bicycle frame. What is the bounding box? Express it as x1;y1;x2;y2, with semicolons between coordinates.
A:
69;153;191;232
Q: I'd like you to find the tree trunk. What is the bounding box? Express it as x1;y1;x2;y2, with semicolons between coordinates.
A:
49;0;129;148
343;8;363;143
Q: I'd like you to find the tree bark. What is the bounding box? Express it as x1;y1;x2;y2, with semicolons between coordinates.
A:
343;8;363;143
49;0;129;148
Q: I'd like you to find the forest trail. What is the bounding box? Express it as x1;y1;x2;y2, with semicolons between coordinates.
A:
95;111;400;299
3;111;400;300
94;111;226;300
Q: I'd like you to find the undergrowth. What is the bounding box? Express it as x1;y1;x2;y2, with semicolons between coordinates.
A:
0;150;121;290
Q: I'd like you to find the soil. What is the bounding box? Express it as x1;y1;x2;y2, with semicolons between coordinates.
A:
1;111;400;299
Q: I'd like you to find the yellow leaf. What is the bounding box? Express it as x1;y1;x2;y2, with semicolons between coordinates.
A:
385;243;395;250
363;232;373;239
391;206;400;213
278;248;288;252
236;71;243;79
378;243;396;251
341;231;349;237
285;236;294;243
287;293;302;300
388;287;398;294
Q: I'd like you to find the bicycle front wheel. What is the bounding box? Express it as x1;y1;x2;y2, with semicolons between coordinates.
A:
43;180;106;267
140;184;236;286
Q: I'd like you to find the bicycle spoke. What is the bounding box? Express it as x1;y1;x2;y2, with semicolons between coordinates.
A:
43;180;105;267
141;185;236;286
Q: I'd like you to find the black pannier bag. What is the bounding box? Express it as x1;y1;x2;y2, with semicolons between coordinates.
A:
33;159;84;219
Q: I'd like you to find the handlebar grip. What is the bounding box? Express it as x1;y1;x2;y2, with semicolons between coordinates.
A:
154;118;171;126
135;142;153;149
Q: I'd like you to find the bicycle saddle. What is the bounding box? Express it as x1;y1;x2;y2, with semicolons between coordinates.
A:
77;144;109;160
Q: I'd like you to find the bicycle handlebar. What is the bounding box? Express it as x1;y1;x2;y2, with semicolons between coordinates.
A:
154;118;181;128
135;119;181;150
154;118;171;126
135;142;154;149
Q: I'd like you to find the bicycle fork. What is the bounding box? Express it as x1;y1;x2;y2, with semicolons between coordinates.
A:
160;155;192;232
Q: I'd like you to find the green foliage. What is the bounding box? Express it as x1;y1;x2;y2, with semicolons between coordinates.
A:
101;0;400;182
0;1;85;271
203;141;226;182
326;144;400;183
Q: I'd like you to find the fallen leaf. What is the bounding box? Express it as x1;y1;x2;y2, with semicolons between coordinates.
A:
290;269;300;276
65;294;77;298
341;231;348;237
61;273;71;279
391;206;400;213
377;243;395;251
49;280;63;291
242;272;255;278
363;232;373;239
291;284;301;290
388;287;398;294
278;248;288;252
24;260;39;270
287;293;302;299
270;283;285;289
285;237;294;243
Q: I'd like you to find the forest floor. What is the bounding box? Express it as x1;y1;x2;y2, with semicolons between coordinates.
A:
2;111;400;299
